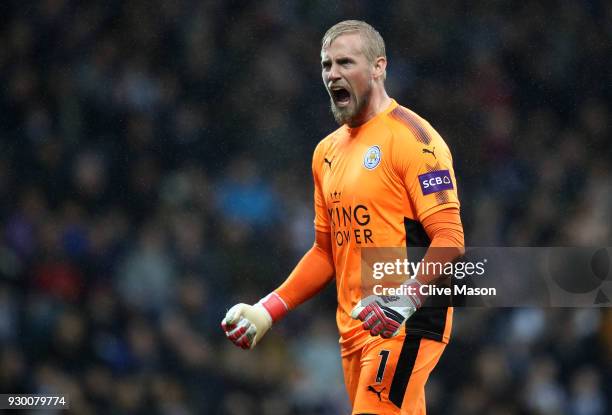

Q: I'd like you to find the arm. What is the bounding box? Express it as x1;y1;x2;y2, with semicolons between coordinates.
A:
412;206;465;285
275;229;335;309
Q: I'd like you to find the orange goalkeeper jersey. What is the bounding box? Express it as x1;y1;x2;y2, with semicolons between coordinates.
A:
312;99;460;355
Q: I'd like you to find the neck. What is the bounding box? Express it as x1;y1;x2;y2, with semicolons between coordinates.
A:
347;86;392;128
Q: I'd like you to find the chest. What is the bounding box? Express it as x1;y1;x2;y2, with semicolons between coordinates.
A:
320;135;403;212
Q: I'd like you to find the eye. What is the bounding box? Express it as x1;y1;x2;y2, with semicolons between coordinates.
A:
321;61;331;70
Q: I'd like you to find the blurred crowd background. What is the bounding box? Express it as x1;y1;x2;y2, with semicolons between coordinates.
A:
0;1;611;414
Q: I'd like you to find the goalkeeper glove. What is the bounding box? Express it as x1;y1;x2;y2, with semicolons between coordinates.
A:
350;279;425;338
221;292;288;349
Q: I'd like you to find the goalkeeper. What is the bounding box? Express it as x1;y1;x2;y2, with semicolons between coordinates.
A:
222;20;464;415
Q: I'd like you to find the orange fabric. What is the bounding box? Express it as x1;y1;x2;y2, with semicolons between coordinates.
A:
416;207;465;285
342;336;446;414
422;207;464;247
274;230;335;310
311;99;461;355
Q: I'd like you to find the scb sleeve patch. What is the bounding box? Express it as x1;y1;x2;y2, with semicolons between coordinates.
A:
418;170;453;195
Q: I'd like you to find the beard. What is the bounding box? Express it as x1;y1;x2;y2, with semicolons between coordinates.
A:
330;83;372;126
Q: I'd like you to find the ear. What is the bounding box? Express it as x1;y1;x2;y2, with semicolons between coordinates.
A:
373;56;387;80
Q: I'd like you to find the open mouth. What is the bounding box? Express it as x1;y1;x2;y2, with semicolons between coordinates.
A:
331;87;351;106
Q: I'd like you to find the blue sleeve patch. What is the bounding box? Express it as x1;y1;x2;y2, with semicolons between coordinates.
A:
418;170;453;195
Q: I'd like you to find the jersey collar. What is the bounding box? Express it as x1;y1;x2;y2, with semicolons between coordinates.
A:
346;99;398;136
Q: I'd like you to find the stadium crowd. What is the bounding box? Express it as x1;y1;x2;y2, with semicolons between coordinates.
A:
0;1;610;414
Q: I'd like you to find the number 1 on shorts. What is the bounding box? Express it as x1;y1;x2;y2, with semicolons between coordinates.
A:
376;349;390;383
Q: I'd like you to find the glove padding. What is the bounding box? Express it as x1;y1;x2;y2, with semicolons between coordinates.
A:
351;279;424;338
221;303;272;349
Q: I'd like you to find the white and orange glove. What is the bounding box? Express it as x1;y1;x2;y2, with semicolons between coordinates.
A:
221;293;288;349
351;279;425;338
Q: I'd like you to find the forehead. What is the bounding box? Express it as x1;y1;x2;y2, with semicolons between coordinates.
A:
321;33;365;60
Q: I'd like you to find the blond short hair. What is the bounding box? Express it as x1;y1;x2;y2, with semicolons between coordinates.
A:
321;20;386;65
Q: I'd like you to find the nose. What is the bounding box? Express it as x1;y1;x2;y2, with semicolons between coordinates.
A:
327;63;341;82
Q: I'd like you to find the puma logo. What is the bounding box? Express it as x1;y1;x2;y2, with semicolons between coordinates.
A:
367;386;386;401
422;147;436;159
324;157;333;168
